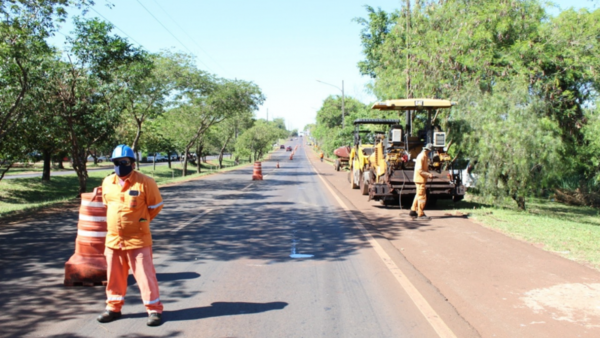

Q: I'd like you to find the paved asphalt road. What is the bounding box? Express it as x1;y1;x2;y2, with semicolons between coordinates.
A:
0;141;478;337
4;141;598;337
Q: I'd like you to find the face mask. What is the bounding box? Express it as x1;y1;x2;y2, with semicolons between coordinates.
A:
114;163;133;177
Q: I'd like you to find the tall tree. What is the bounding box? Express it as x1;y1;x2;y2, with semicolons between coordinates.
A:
49;18;146;194
0;0;90;178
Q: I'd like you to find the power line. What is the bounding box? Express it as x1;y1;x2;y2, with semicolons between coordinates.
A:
148;0;229;76
133;0;213;72
89;6;144;46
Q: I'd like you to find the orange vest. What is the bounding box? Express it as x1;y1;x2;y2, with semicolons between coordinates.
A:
413;151;431;184
102;171;163;250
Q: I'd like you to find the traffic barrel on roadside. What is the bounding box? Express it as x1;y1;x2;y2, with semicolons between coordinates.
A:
64;187;107;286
290;152;294;160
276;161;280;168
252;161;263;180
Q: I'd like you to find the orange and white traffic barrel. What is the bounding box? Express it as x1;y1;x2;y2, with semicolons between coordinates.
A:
252;161;263;180
64;187;107;286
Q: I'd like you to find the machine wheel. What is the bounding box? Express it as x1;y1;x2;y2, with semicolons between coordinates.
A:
334;159;341;171
351;169;360;189
360;175;369;195
453;195;464;203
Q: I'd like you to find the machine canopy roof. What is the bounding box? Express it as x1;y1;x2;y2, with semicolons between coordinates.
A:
353;118;400;126
371;99;456;111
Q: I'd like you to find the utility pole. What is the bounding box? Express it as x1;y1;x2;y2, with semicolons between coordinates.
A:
341;80;345;129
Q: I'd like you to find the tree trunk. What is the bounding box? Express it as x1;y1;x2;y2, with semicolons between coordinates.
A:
512;194;526;211
71;148;88;195
196;142;203;174
182;149;188;177
56;154;65;169
42;149;51;182
219;135;232;169
0;162;13;182
167;151;172;169
131;116;143;168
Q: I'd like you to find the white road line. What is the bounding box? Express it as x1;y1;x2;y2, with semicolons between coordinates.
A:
310;162;457;338
241;183;253;191
171;209;214;232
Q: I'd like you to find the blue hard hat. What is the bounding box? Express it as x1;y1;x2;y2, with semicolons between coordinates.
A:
111;144;135;160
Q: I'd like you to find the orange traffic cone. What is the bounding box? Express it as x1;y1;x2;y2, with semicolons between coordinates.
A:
252;161;263;180
276;161;280;168
64;187;107;286
289;153;294;160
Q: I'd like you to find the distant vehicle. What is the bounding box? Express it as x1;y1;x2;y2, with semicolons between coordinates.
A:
147;153;167;162
290;138;293;141
87;155;108;163
280;145;286;150
286;146;293;152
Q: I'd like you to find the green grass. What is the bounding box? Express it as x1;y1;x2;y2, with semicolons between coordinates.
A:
0;158;249;218
441;196;600;269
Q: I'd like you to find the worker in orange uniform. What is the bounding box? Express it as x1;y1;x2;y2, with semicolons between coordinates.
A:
96;145;164;327
409;143;436;221
320;151;324;162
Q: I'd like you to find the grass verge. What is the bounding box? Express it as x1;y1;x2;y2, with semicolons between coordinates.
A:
439;196;600;269
0;159;249;219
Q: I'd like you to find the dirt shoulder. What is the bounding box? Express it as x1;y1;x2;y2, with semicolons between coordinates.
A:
309;145;600;338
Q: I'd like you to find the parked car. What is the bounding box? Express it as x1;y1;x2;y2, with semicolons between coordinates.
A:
280;145;286;150
87;155;108;162
147;153;167;162
286;146;293;152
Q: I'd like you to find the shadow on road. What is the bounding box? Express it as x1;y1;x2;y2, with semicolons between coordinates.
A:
162;301;288;322
0;158;430;337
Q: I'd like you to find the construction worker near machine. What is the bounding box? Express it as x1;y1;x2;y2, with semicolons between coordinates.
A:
409;143;436;220
320;151;324;162
97;145;164;326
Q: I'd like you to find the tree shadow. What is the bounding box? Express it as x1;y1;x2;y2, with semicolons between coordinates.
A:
0;160;439;337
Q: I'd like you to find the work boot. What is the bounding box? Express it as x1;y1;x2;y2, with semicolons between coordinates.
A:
409;210;418;217
97;310;121;323
147;312;162;326
417;215;432;221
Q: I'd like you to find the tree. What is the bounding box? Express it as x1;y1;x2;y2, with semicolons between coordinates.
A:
354;1;600;208
0;1;91;179
313;95;369;156
48;18;146;194
235;120;287;162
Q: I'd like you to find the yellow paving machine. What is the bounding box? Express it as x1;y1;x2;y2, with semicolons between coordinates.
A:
366;99;466;206
348;119;401;195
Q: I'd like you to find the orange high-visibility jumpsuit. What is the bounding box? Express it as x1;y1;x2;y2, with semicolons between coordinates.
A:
411;151;432;217
102;170;164;314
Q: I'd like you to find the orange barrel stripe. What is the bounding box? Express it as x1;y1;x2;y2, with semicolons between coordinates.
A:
64;187;108;286
252;161;263;180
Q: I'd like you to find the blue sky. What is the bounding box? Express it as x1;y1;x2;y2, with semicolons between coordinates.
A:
52;0;597;131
